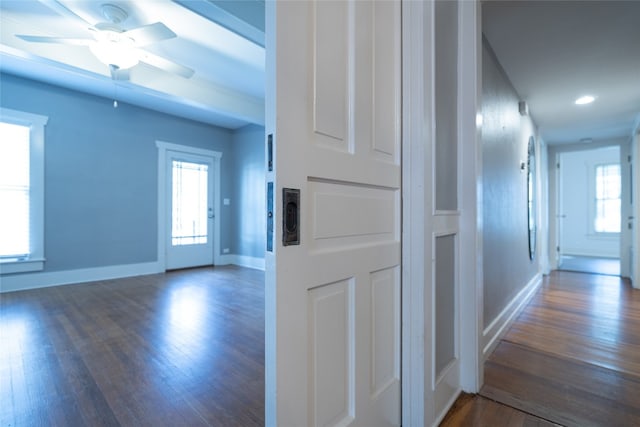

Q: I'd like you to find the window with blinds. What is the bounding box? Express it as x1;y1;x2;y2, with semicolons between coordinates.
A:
0;122;31;259
594;163;621;233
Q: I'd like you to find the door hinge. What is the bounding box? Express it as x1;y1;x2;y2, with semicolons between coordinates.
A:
557;162;560;169
556;246;560;252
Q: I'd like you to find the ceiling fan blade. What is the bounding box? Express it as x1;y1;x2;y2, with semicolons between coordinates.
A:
138;51;194;79
123;23;176;47
15;35;92;46
39;0;95;26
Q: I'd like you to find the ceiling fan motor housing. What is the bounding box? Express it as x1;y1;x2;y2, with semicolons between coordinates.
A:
101;4;128;24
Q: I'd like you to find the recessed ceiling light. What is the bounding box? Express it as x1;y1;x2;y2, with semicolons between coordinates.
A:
575;95;595;105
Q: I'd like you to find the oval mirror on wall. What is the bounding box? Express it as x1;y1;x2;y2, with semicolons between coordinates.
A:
527;136;536;260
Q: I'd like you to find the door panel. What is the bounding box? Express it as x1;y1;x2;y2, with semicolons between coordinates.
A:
265;1;401;425
432;0;462;420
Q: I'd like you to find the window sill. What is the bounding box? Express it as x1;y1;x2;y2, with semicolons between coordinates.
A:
0;258;45;274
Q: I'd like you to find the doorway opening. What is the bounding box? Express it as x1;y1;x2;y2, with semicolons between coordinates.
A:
556;145;622;276
156;141;222;271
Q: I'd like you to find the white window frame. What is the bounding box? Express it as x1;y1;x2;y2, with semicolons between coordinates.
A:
0;107;47;274
593;162;621;235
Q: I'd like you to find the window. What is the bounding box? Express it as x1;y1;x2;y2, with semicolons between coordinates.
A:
0;108;47;274
171;160;209;246
594;163;621;233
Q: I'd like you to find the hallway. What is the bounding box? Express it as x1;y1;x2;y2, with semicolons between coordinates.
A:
483;271;640;426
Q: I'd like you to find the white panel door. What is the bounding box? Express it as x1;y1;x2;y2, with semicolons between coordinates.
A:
265;1;401;426
166;151;214;270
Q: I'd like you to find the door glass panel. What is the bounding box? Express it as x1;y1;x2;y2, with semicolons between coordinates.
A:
434;0;458;211
172;160;208;246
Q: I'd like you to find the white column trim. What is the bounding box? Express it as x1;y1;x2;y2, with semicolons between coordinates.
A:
458;0;483;394
401;1;427;425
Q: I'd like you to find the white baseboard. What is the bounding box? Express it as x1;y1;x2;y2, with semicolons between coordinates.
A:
221;254;265;271
0;261;162;293
1;255;266;294
482;273;542;358
562;250;619;259
216;254;234;266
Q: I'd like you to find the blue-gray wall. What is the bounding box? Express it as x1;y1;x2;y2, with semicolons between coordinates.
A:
1;72;236;272
482;40;539;328
230;124;266;258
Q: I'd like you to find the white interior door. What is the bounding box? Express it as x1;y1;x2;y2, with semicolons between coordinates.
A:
166;150;214;270
265;1;401;426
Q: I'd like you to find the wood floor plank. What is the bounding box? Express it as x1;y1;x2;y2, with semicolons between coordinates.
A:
483;342;640;427
0;266;265;427
440;394;559;427
481;270;640;427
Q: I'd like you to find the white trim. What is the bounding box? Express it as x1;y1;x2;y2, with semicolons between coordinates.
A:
401;0;428;425
0;261;162;293
482;273;542;358
458;0;483;394
0;259;45;274
633;131;640;288
156;141;223;160
217;254;234;265
230;255;265;270
216;255;266;271
156;141;222;271
0;256;264;293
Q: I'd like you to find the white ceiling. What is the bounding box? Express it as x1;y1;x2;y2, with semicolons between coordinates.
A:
0;0;265;129
2;1;638;142
483;1;640;145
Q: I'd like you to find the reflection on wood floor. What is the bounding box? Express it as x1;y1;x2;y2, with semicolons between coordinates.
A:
483;271;640;426
0;266;265;426
443;270;640;426
4;266;638;426
559;255;621;276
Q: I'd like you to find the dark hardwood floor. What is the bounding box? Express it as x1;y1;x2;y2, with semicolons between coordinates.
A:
440;393;559;427
0;266;265;427
481;271;640;427
4;267;638;426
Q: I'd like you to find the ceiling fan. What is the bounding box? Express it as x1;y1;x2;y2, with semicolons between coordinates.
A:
15;2;194;81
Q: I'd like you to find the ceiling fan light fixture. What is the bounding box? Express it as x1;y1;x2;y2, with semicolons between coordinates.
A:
89;32;139;70
575;95;595;105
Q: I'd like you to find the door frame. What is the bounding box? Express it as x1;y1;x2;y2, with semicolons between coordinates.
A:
155;140;222;271
401;0;482;425
633;130;640;288
551;142;625;272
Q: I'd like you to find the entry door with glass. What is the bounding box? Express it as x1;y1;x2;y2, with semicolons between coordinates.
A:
166;151;214;270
